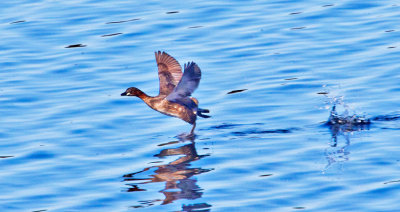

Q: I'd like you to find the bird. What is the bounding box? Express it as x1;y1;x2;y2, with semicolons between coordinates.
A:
121;51;210;134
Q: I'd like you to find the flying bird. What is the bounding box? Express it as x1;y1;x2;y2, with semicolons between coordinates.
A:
121;51;209;134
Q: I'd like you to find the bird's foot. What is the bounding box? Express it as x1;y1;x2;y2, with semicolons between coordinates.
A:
198;108;211;118
198;108;210;113
198;112;211;118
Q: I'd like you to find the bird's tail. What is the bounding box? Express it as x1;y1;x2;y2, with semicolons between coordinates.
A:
198;108;211;118
191;98;210;118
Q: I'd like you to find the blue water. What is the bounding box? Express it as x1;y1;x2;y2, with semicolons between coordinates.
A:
1;0;400;211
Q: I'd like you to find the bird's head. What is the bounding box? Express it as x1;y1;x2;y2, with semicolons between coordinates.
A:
121;87;142;96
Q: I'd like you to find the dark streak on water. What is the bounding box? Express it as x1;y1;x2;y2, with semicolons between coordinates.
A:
209;124;241;129
166;11;179;14
10;20;26;24
65;44;86;48
372;114;400;121
384;180;400;185
291;27;306;30
232;128;297;136
188;26;203;29
227;89;248;94
101;33;123;37
106;18;140;24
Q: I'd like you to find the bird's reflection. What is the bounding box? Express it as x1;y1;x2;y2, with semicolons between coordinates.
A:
124;135;212;209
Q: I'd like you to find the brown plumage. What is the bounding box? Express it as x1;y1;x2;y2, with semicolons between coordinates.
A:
121;51;209;134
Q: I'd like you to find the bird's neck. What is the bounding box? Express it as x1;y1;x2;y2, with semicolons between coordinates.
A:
135;89;167;111
135;89;150;101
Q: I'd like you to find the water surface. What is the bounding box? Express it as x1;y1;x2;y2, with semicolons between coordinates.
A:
1;0;400;211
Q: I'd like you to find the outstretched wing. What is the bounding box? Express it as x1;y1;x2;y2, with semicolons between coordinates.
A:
166;62;201;106
155;51;182;96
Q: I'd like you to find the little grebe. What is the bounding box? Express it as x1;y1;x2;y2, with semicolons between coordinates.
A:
121;51;209;134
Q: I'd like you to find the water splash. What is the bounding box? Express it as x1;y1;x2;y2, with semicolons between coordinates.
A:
327;105;371;126
320;88;371;129
320;90;370;173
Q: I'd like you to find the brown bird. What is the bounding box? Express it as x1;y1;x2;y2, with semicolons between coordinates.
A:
121;51;210;134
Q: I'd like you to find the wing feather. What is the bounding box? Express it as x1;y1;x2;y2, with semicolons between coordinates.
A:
155;51;182;95
166;62;201;107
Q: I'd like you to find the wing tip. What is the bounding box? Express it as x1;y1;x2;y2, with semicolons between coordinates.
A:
155;51;181;70
155;50;167;60
184;61;200;71
155;50;171;61
184;61;194;69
